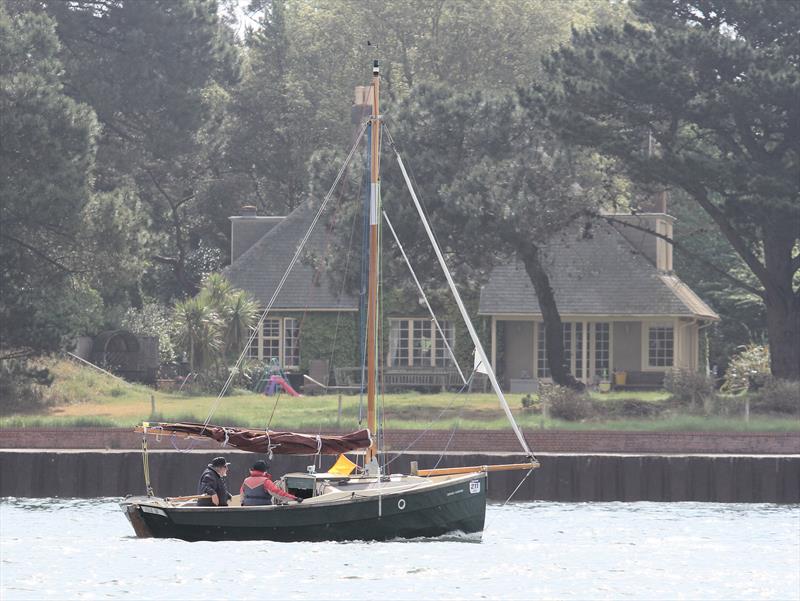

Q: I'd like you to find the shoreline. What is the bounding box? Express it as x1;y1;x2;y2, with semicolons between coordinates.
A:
0;427;797;454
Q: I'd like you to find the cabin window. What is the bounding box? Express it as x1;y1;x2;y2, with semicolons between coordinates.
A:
247;317;300;368
648;323;674;367
388;318;454;368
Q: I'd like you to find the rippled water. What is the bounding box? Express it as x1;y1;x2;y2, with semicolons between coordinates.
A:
1;498;798;600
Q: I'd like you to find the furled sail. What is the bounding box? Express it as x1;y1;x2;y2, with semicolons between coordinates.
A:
139;422;372;455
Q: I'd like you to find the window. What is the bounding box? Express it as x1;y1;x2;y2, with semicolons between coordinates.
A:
283;318;300;368
247;325;260;359
388;319;454;367
248;317;301;368
594;322;610;377
574;322;583;379
537;325;549;378
434;322;455;367
412;320;432;366
648;323;673;367
537;322;576;378
262;318;281;362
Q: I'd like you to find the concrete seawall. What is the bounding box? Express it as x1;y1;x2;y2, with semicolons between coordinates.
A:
1;451;798;503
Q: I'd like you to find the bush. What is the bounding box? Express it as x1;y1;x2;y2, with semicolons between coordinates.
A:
664;368;714;408
520;394;535;410
540;384;592;421
722;344;770;393
596;398;665;419
749;379;800;416
0;358;54;415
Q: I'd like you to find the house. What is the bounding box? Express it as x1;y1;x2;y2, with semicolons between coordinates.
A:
226;196;718;391
478;203;719;389
224;203;358;373
224;202;463;388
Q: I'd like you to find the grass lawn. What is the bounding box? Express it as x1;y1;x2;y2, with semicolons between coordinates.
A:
1;358;797;432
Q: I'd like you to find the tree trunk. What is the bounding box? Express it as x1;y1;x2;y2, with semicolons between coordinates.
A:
518;245;582;389
762;224;800;380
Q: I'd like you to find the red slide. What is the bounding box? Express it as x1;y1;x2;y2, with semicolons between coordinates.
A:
270;375;301;397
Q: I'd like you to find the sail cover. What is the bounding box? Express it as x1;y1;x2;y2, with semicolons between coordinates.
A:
141;422;372;455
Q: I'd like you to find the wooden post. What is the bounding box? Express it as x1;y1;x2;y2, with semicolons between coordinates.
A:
150;394;156;416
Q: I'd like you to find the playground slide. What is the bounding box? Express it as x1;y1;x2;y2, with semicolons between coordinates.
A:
265;375;302;397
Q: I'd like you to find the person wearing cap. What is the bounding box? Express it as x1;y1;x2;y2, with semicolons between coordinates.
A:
240;459;301;506
197;456;233;507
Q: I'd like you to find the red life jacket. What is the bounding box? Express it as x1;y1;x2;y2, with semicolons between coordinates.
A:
240;469;296;506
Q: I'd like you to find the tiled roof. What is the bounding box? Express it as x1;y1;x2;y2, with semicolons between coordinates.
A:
223;201;358;310
478;220;719;319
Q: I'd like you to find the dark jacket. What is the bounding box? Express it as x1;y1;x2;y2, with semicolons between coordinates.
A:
240;469;298;506
197;466;231;506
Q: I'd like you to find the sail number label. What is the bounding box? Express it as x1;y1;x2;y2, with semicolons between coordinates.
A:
469;480;481;494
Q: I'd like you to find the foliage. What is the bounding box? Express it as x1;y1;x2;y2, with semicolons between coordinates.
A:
540;384;592;421
593;398;665;419
748;379;800;416
721;345;771;394
0;358;53;415
121;303;179;364
172;275;260;389
663;368;715;408
539;0;800;379
0;4;102;355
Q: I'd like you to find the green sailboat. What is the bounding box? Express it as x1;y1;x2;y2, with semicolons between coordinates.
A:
121;60;538;542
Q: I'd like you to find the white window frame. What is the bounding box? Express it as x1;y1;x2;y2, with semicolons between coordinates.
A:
534;320;612;382
248;317;300;369
388;318;454;368
643;321;674;370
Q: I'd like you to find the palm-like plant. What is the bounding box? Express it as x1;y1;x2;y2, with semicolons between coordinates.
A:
221;289;261;360
173;296;223;372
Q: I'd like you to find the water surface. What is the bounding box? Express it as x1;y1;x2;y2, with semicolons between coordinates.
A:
1;498;798;600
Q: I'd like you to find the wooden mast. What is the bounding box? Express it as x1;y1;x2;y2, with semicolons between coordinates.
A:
365;60;380;466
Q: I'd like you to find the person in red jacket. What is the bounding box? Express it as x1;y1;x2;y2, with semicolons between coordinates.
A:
240;460;301;506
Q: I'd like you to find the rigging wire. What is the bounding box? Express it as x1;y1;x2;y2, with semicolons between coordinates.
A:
382;209;466;384
197;121;369;433
503;467;535;506
381;369;476;470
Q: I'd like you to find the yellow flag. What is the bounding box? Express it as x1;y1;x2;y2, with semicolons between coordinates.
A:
329;453;358;476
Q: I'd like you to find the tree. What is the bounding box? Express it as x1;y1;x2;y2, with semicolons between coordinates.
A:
0;4;102;355
327;85;618;387
46;0;242;296
538;0;800;379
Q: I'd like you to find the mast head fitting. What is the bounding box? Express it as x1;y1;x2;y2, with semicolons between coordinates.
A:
373;59;379;75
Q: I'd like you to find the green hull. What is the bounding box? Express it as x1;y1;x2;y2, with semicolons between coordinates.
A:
121;473;486;542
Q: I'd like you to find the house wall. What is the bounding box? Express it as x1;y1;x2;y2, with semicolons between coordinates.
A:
612;322;642;372
502;321;534;385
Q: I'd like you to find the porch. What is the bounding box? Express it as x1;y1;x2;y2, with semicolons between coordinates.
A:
493;316;703;390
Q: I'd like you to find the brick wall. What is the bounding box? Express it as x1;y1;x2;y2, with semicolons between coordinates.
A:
0;428;797;454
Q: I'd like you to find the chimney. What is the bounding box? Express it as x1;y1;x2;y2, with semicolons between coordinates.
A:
229;205;285;262
611;192;674;272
